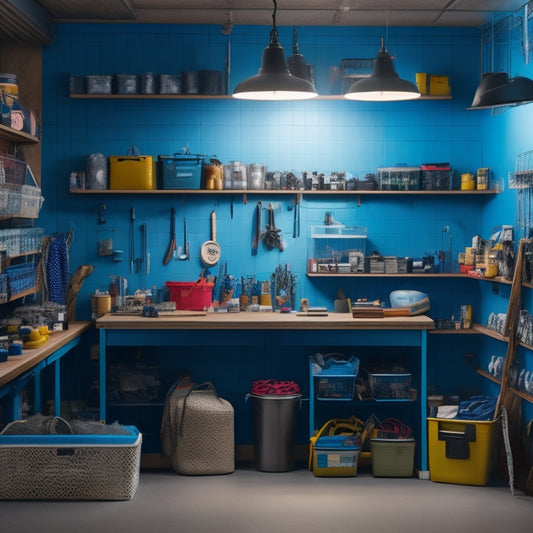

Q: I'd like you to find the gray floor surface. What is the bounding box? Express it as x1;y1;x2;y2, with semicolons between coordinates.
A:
1;464;532;533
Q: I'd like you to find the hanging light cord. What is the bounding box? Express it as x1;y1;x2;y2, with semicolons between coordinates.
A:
270;0;279;45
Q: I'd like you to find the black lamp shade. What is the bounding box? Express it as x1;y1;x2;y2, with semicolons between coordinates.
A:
233;31;317;100
468;72;533;109
345;41;420;101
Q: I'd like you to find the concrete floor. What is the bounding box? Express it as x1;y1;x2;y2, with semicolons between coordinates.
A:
1;464;532;533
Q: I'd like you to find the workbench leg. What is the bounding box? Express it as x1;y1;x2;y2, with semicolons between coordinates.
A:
419;329;429;478
33;366;42;414
54;359;61;417
99;329;107;422
10;381;24;421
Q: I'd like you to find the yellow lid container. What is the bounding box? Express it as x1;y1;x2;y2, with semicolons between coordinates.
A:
427;417;497;486
461;173;475;190
415;72;428;95
429;75;451;96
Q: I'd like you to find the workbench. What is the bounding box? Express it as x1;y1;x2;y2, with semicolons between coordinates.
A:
0;322;92;421
96;312;434;473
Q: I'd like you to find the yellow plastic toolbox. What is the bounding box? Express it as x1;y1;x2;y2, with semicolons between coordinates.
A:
429;75;450;96
109;154;155;190
427;417;498;486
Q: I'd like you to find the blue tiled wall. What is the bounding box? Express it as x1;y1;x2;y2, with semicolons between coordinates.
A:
41;24;487;317
37;22;532;440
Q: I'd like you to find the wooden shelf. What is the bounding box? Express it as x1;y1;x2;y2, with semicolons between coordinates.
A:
476;368;533;403
472;323;510;342
429;323;510;342
70;93;452;101
5;285;40;303
429;326;482;334
0;123;40;144
430;323;533;350
309;272;465;278
70;188;498;196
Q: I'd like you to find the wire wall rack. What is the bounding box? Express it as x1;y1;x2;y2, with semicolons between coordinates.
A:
509;149;533;239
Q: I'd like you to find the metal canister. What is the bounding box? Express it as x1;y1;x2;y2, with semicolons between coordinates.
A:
86;153;109;190
223;161;247;190
247;163;266;190
477;167;490;190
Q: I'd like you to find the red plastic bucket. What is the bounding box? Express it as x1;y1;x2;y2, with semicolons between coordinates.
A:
166;280;213;310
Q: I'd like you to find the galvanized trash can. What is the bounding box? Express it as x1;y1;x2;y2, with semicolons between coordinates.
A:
247;380;301;472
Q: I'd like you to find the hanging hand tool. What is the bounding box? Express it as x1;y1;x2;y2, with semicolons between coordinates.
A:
142;223;150;274
136;223;146;274
129;206;135;273
98;201;107;225
200;210;221;266
163;207;176;265
263;203;283;251
291;194;301;238
179;218;188;260
252;201;261;255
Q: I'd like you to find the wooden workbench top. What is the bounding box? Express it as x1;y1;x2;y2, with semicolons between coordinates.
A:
96;312;435;331
0;322;93;388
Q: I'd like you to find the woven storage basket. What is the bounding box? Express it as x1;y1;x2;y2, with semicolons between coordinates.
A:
0;426;141;500
162;380;234;475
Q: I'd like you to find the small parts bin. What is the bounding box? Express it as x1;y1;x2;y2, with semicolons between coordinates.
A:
310;354;360;401
427;417;498;486
366;371;412;400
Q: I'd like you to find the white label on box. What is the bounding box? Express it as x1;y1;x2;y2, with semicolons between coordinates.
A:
319;453;355;468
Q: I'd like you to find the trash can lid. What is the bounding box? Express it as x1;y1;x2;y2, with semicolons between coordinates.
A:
251;379;300;396
247;393;302;400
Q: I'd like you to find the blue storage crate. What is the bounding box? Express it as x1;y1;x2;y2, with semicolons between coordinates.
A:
315;355;360;376
0;272;8;303
5;262;37;298
311;355;359;401
316;375;357;400
157;153;205;189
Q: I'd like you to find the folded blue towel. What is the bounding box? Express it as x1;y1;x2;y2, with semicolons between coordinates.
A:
456;395;496;420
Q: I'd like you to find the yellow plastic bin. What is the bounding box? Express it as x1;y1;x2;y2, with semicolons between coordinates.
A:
427;417;498;486
109;154;155;190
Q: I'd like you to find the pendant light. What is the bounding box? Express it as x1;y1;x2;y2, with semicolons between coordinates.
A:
467;72;533;110
232;1;317;101
287;26;315;87
345;38;420;101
